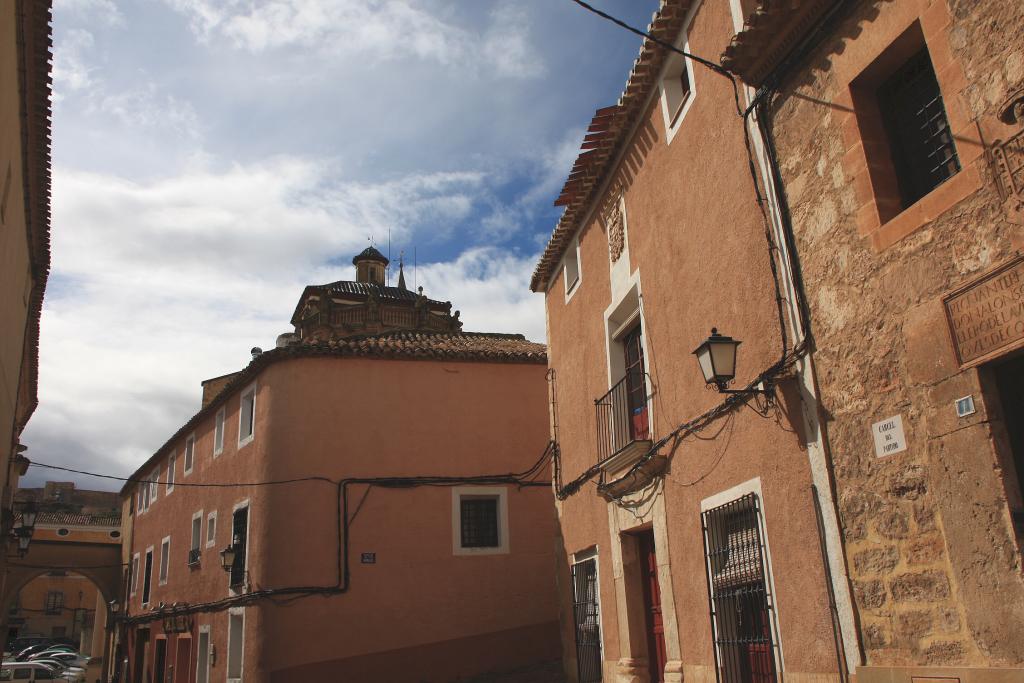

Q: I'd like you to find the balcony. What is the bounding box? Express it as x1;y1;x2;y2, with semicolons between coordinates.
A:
188;548;201;566
595;375;653;468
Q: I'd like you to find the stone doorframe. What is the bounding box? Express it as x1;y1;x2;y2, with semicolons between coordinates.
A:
606;478;684;683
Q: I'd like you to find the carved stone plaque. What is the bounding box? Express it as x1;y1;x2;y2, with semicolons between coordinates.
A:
944;255;1024;367
605;201;624;263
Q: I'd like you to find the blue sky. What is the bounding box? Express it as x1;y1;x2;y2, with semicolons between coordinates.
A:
23;0;661;489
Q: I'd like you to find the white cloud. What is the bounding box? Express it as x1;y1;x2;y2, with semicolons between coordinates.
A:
52;28;96;97
163;0;545;78
55;0;125;27
91;84;202;140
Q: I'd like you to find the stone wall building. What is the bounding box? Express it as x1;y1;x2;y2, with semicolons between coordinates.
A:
118;249;560;683
724;0;1024;682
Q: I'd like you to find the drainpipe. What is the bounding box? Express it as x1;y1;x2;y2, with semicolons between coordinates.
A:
741;81;865;677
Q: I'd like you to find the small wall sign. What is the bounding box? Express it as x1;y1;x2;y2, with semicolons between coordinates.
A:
360;552;376;564
872;415;908;457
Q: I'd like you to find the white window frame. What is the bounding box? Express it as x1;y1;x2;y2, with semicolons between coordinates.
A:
148;469;159;508
563;235;583;302
226;607;245;683
214;408;225;457
229;499;251;595
138;488;145;515
451;486;509;556
130;553;140;596
658;0;700;144
238;383;257;448
142;546;154;608
700;477;786;677
196;624;212;683
159;535;171;586
206;510;218;549
191;510;204;554
166;452;176;494
183;433;196;475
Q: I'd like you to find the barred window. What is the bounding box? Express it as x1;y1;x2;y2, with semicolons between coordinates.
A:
702;493;778;683
460;497;499;548
878;47;960;209
571;557;602;683
44;591;63;615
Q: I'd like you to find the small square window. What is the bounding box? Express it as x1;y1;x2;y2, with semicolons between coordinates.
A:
564;237;582;299
452;487;508;555
184;434;196;474
460;497;499;548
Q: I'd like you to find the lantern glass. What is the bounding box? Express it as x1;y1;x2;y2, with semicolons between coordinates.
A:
692;328;742;386
17;534;30;552
21;502;38;529
219;545;236;571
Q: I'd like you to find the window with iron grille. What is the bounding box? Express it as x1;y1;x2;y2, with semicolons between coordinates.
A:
571;557;603;683
879;47;960;209
44;591;63;615
460;497;499;548
231;506;249;588
702;494;778;683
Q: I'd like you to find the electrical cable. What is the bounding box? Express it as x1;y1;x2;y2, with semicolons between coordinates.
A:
28;461;334;488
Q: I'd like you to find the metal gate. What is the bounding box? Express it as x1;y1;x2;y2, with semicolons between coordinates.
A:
571;557;603;682
701;494;778;683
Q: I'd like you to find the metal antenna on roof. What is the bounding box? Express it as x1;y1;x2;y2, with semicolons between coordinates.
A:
414;247;417;292
387;228;392;286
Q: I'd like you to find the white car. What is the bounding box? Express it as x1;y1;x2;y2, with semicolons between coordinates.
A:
27;655;86;671
0;661;78;681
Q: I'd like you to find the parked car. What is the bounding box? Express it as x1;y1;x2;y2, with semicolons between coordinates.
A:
24;660;82;682
28;653;87;670
0;661;76;681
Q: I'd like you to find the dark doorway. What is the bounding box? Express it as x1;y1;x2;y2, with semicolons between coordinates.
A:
994;352;1024;531
154;638;167;683
635;529;666;683
571;557;602;682
132;629;149;683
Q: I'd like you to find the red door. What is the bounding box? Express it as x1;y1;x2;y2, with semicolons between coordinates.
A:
637;530;666;683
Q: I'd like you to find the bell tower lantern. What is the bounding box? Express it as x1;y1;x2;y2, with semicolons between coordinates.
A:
353;246;389;285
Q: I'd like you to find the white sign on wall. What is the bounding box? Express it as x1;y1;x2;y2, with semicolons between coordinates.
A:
872;414;907;457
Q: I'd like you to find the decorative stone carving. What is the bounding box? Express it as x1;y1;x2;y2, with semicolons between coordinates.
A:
991;88;1024;224
606;200;625;263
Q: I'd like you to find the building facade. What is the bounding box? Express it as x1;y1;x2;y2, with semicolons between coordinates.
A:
722;1;1024;682
0;0;52;568
119;249;561;683
533;3;856;683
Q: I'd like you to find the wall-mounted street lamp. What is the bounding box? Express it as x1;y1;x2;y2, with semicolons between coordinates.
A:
108;599;120;615
11;500;39;557
692;328;773;399
219;540;238;573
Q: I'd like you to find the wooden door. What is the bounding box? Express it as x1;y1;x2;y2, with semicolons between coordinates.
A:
153;639;166;683
636;530;666;683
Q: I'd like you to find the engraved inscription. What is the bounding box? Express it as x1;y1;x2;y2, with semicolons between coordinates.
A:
944;256;1024;365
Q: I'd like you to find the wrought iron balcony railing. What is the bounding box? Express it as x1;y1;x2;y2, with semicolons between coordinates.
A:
594;375;650;465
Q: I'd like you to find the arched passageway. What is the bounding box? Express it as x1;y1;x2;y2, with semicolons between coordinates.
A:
1;538;124;679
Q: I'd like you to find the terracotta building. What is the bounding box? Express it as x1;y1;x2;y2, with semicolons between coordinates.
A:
533;2;857;683
720;1;1024;682
0;1;52;567
118;248;560;683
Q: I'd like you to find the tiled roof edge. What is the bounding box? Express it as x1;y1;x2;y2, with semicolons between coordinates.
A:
530;0;692;292
120;332;548;494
